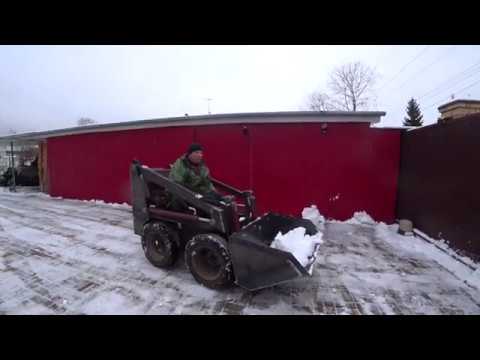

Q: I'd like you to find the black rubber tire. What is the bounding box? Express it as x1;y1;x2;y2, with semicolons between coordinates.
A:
185;234;234;289
142;222;179;268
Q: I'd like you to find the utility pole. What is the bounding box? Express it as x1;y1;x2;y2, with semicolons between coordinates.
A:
9;141;16;192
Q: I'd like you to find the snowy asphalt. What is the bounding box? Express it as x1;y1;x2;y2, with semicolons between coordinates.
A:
0;189;479;315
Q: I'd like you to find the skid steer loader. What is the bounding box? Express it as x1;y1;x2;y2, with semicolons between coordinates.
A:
130;160;319;291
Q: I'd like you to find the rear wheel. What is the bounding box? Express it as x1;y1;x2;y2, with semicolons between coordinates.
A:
185;234;234;289
142;222;179;268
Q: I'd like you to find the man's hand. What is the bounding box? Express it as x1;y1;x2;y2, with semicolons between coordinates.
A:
202;190;229;206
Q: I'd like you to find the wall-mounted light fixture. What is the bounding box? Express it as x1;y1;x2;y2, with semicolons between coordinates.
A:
242;125;249;135
321;123;328;135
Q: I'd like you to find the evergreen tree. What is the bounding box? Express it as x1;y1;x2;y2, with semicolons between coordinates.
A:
403;98;424;126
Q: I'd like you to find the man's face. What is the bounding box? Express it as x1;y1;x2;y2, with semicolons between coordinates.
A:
188;150;203;164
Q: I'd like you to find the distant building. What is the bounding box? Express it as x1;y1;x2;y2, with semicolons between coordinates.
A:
0;144;38;173
438;99;480;123
0;111;403;223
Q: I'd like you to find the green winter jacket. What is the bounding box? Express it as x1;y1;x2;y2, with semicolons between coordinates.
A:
169;155;215;195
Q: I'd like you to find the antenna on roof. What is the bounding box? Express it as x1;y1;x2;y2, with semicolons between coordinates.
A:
204;98;213;115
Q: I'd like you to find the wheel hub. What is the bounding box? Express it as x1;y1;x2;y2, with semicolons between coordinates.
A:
192;247;222;281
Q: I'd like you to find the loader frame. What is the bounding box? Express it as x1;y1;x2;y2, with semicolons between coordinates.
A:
130;159;319;291
130;160;256;237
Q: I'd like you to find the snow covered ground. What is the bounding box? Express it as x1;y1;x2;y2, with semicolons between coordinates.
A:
0;189;479;315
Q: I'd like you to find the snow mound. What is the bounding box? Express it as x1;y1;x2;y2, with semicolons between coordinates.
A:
345;211;376;225
302;205;325;230
271;227;323;267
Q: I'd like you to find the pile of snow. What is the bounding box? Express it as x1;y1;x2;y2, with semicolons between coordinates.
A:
345;211;377;226
301;205;325;231
271;227;323;268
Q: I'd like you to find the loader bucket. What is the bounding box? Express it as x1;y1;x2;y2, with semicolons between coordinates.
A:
228;212;320;291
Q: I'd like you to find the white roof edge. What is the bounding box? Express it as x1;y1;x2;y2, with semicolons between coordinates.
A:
0;110;386;142
406;124;435;132
371;126;412;130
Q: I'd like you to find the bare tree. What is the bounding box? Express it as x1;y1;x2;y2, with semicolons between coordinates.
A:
77;117;96;126
307;92;335;111
307;62;377;112
328;62;377;111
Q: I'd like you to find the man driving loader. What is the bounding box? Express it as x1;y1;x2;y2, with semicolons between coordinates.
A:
169;143;227;207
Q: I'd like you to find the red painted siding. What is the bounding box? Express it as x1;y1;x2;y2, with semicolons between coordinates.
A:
47;123;401;223
48;126;194;204
247;123;401;222
195;124;251;190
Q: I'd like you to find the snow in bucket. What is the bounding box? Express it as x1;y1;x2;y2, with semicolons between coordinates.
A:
270;226;323;267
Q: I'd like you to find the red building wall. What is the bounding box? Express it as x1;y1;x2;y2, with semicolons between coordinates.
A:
47;122;401;223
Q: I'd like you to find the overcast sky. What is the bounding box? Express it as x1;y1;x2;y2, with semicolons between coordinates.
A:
1;45;479;134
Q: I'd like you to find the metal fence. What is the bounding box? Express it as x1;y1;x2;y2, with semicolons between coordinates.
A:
396;114;480;261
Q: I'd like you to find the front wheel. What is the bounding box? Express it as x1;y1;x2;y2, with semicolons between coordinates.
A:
185;234;234;289
142;222;179;268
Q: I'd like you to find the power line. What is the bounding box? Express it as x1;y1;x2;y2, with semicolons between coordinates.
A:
419;64;480;101
386;54;480;124
424;77;480;110
417;60;480;100
388;60;480;118
393;46;454;91
426;77;480;109
372;45;395;70
392;73;480;120
418;69;480;105
378;46;430;91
